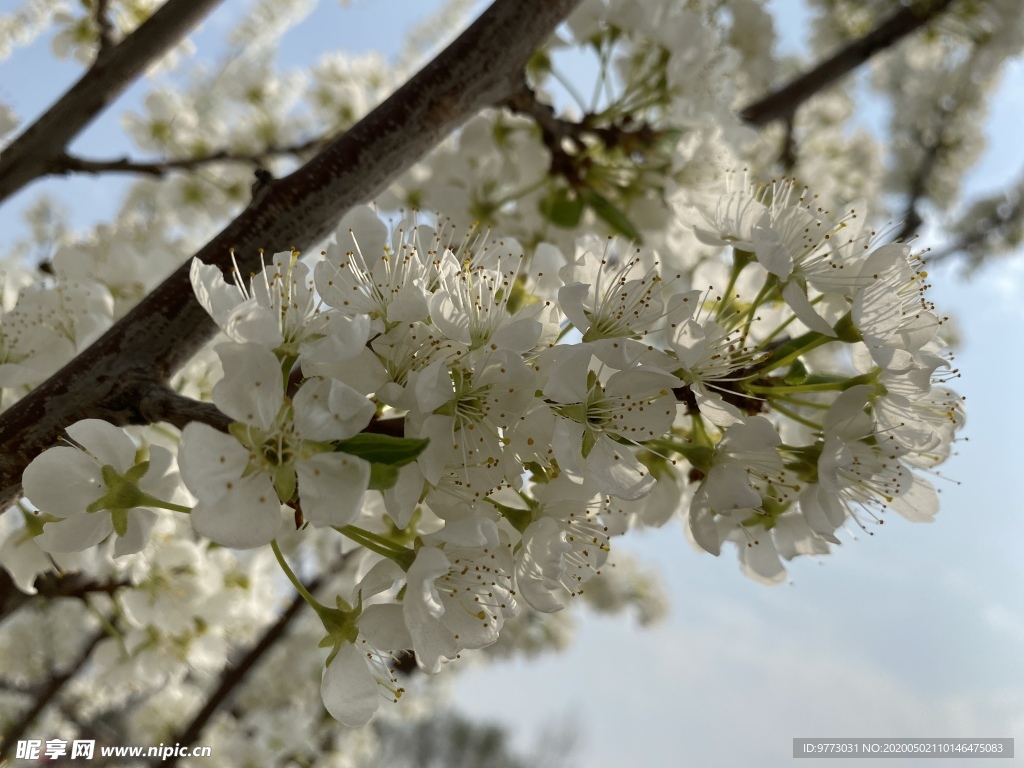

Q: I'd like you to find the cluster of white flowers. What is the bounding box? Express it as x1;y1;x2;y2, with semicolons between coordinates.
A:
8;181;964;725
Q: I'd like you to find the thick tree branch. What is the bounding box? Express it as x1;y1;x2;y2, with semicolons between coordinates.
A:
0;627;108;762
739;0;956;127
0;0;581;509
51;138;330;179
137;385;234;432
0;0;224;205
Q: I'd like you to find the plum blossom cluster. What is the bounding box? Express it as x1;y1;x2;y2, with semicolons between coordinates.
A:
13;184;964;727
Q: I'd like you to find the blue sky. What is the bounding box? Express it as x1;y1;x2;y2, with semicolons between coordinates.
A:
0;2;1021;766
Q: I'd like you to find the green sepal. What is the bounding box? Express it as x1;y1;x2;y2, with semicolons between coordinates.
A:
579;188;643;243
487;499;533;534
674;444;714;473
19;506;52;537
581;428;597;459
111;507;129;538
558;402;589;424
783;359;809;385
124;461;150;485
273;466;297;503
228;422;256;444
833;311;862;343
335;434;429;467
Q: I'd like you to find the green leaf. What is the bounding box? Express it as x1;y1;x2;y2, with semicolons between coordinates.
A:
335;434;428;467
539;187;585;228
579;188;643;243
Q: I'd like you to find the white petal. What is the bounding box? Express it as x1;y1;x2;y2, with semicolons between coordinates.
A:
66;419;137;471
515;518;570;613
36;513;112;553
294;378;375;441
586;436;654;500
384;462;424;529
178;424;250;505
190;474;283;548
359;603;412;650
738;532;786;585
224;300;284;348
24;447;104;518
113;509;158;557
190;258;241;328
213;342;284;430
321;643;379;727
782;280;836;337
888;473;937;522
296;453;369;528
706;462;761;512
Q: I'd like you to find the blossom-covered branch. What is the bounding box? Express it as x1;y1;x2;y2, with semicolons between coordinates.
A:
0;0;225;205
0;627;108;763
159;567;335;768
0;0;583;508
739;0;956;126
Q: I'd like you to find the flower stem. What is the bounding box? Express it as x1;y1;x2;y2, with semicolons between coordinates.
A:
336;526;415;570
271;539;324;611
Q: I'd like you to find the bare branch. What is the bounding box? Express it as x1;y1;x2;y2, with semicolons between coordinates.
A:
0;570;128;624
50;138;330;179
0;627;108;762
739;0;956;127
94;0;116;58
136;384;234;432
929;184;1024;265
0;0;225;205
893;138;943;243
0;0;582;509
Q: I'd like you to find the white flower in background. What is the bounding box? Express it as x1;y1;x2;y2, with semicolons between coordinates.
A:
179;343;375;548
403;516;518;673
24;419;182;557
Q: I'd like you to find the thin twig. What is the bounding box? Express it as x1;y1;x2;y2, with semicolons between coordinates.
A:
0;570;128;625
51;137;330;179
0;0;226;205
94;0;116;58
0;0;582;508
739;0;956;126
